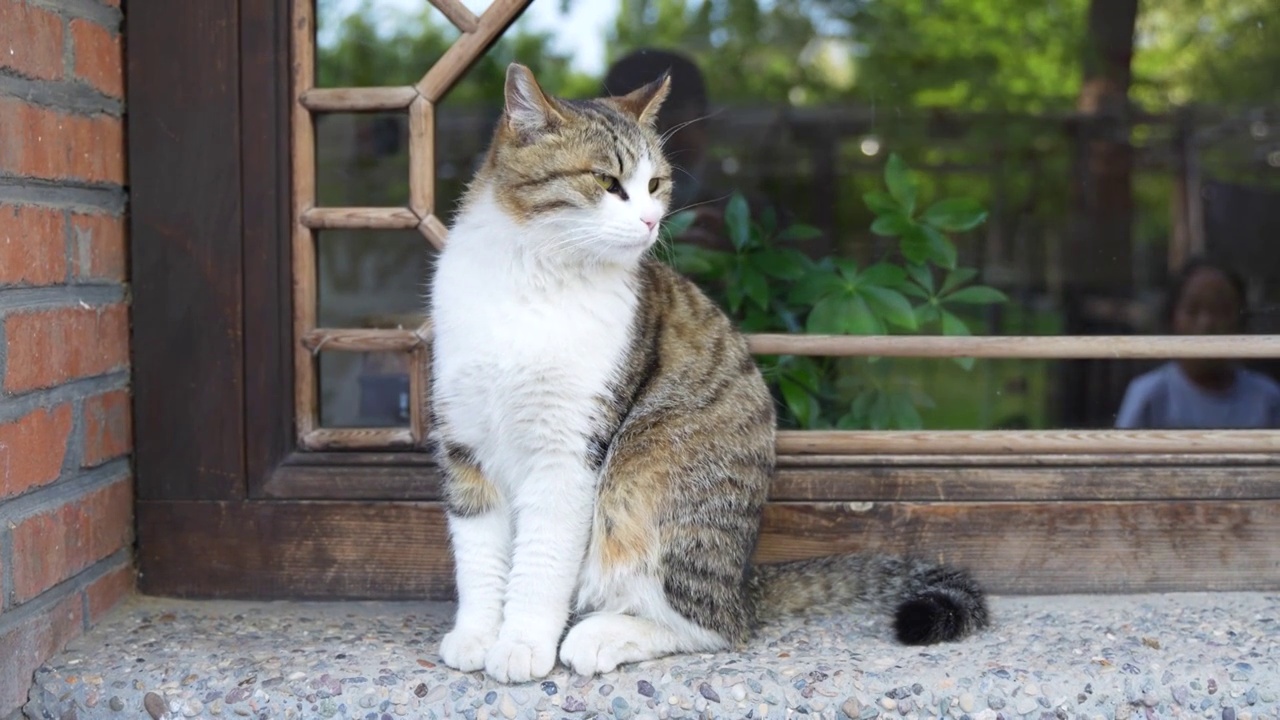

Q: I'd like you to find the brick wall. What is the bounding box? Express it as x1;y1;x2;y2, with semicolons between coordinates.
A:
0;0;132;716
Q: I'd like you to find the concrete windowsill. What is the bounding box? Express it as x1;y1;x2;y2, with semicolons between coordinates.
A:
23;593;1280;719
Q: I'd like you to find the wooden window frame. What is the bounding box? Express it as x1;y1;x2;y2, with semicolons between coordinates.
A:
127;0;1280;603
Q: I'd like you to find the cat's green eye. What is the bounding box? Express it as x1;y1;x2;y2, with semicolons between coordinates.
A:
648;178;660;193
594;173;623;195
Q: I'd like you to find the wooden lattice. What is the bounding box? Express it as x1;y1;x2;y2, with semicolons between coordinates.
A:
291;0;1280;456
292;0;533;451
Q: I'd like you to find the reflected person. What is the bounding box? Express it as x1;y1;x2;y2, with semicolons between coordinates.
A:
1115;257;1280;428
603;49;709;213
601;48;794;254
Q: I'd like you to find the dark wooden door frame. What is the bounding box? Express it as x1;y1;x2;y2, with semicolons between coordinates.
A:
127;0;1280;602
127;0;464;601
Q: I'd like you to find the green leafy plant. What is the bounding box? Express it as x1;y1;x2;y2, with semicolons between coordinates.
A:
661;153;1009;429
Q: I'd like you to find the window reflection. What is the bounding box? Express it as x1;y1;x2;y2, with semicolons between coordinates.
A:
1115;258;1280;429
313;0;1280;430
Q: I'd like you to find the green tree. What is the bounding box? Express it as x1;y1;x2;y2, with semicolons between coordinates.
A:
1133;0;1280;111
317;0;595;100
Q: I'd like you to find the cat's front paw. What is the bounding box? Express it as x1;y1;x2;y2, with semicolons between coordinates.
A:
440;627;499;672
484;636;557;683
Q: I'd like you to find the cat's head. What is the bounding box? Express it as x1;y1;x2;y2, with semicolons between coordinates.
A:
476;62;674;266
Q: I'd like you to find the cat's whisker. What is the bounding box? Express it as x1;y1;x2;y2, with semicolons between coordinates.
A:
668;165;700;184
663;192;735;220
657;108;723;149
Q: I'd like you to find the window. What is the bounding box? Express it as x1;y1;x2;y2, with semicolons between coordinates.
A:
128;0;1280;599
293;0;1280;461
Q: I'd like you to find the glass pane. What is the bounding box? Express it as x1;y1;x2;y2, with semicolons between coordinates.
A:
766;356;1280;431
315;0;462;87
315;0;1280;431
317;230;433;328
319;351;412;428
316;113;410;207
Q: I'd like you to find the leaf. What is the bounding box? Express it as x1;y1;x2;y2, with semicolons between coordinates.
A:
868;390;892;430
669;252;712;276
860;262;908;289
862;190;900;215
788;271;845;306
944;285;1009;304
940;309;974;370
806;294;851;334
807;293;882;335
659;209;697;241
906;263;934;294
740;304;777;332
940;309;972;336
842;294;883;335
786;357;824;394
779;376;818;429
913;303;940;326
921;197;988;232
725;277;745;314
884;153;916;215
776;223;824;241
900;225;932;265
740;264;770;310
846;389;876;428
922;224;957;270
860;286;918;331
833;258;862;284
900;282;931;300
759;205;778;237
940;267;979;295
756;249;808;280
871;212;912;237
836;410;864;430
668;243;726;276
888;392;924;430
725;193;751;251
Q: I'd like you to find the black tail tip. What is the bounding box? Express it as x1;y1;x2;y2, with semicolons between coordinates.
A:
893;590;987;645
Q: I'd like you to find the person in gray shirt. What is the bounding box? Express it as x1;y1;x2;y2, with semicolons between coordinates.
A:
1115;257;1280;429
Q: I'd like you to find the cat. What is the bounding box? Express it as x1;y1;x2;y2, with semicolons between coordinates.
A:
427;62;989;684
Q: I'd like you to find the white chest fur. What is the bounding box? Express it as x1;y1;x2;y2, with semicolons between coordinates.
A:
429;192;639;489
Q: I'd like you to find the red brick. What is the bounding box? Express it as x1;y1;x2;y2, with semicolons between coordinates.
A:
70;213;126;282
11;476;133;603
0;404;72;500
0;205;67;286
82;388;131;466
0;594;83;715
0;98;126;183
0;0;64;81
85;563;134;624
70;19;122;99
3;304;129;393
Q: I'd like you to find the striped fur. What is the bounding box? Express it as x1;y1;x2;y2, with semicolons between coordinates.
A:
429;63;989;683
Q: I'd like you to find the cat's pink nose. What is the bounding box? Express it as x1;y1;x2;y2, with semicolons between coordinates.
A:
642;216;659;231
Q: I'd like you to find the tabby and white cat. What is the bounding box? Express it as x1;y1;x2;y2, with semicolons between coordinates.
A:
428;63;989;683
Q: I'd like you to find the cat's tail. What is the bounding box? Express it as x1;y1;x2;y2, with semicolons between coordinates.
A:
749;553;990;645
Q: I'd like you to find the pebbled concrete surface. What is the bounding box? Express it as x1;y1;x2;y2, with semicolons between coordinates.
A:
23;592;1280;719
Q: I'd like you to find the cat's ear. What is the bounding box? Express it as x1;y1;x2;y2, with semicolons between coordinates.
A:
614;71;672;128
504;63;562;139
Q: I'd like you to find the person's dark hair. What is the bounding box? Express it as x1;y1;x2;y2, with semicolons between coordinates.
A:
602;49;708;126
1163;256;1249;331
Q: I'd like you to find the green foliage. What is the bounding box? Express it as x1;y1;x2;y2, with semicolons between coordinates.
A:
1132;0;1280;112
663;154;1007;429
